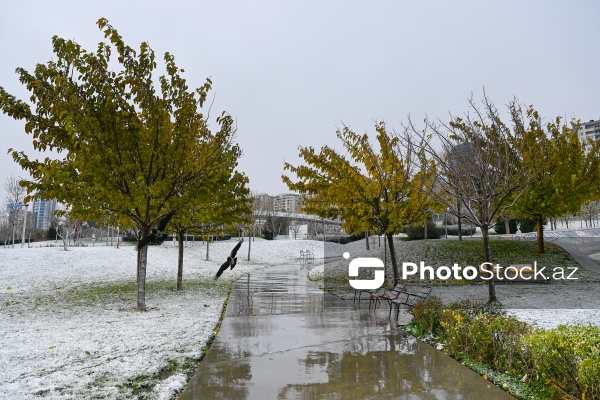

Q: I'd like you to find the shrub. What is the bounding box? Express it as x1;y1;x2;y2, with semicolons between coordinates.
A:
325;232;365;244
521;324;600;400
466;313;532;373
519;218;537;233
122;232;137;242
213;234;232;241
443;225;477;236
440;301;531;373
494;219;518;234
411;296;444;335
406;220;442;240
262;229;276;240
440;307;470;356
46;225;57;240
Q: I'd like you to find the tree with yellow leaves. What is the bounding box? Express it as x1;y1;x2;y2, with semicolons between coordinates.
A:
283;122;434;283
0;19;247;311
511;105;600;253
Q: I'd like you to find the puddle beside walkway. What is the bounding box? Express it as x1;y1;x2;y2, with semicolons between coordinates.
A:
179;265;514;400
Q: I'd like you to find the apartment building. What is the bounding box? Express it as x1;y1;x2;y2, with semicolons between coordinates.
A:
273;193;302;213
578;119;600;152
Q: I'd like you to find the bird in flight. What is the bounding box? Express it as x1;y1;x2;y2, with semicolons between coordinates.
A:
136;211;176;251
214;240;244;280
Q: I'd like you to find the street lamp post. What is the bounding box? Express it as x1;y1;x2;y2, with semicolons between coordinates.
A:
21;203;28;248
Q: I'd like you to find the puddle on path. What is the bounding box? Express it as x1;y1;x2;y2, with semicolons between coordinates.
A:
179;265;514;400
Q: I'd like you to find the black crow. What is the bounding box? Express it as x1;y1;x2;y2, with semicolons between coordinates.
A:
214;240;243;280
136;211;175;251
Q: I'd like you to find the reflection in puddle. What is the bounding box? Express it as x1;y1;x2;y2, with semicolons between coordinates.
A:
179;265;514;400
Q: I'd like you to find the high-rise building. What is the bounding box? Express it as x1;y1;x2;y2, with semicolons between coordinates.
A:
32;197;57;230
578;119;600;152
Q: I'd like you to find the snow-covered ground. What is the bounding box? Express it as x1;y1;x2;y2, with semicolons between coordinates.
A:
507;309;600;330
2;236;599;399
308;245;600;331
0;238;345;400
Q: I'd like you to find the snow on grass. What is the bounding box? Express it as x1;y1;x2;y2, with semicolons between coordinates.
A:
507;309;600;330
310;237;600;330
0;238;335;399
4;236;597;399
307;264;324;281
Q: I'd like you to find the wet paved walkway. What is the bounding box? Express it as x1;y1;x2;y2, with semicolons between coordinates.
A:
550;237;600;274
179;265;514;400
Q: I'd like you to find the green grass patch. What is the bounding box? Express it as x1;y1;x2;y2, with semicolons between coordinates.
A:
396;240;576;269
323;238;597;286
0;277;234;314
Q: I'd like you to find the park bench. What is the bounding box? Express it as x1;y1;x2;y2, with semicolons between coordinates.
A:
354;284;391;303
390;286;433;319
369;282;407;311
300;250;314;265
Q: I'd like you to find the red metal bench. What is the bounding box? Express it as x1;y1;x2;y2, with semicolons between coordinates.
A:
390;286;433;319
369;282;407;311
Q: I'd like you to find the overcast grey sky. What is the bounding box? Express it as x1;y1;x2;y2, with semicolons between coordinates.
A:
1;0;599;199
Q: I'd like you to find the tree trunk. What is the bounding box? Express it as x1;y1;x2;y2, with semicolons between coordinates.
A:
61;227;68;251
206;239;210;261
457;215;463;241
137;245;141;284
504;219;510;235
536;216;545;254
247;232;252;261
365;230;370;250
386;233;398;283
481;226;497;302
177;232;184;290
137;242;148;312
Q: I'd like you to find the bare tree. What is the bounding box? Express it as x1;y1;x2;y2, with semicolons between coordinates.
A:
3;176;27;248
581;202;600;228
250;192;275;237
51;211;78;251
561;213;573;229
24;210;36;247
289;222;300;240
254;194;289;240
0;207;11;247
412;94;527;302
306;217;323;239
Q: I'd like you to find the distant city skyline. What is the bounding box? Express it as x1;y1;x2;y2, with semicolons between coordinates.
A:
1;1;599;199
